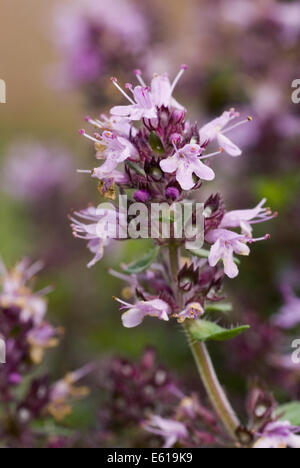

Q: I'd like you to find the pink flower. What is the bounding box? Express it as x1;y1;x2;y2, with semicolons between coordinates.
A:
48;365;92;421
27;322;61;364
110;67;186;121
206;229;250;278
0;259;50;325
220;198;276;235
160;143;215;190
253;421;300;449
111;85;157;121
114;298;171;328
95;130;138;173
78;129;138;178
143;415;188;448
200;109;250;156
173;302;204;323
273;287;300;329
206;228;270;278
70;206;120;267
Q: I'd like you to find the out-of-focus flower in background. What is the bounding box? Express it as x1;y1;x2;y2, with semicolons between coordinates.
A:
1;142;75;203
53;0;150;102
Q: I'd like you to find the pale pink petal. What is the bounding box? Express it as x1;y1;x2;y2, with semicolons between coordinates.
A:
133;86;153;109
217;133;242;157
121;307;144;328
208;239;223;267
176;165;195;190
192;160;215;181
160;156;179;174
151;74;172;108
110;105;135;117
232;240;250;256
223;247;239;278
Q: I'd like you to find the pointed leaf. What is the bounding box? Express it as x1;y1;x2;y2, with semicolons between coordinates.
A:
190;319;250;342
124;246;160;274
149;132;165;154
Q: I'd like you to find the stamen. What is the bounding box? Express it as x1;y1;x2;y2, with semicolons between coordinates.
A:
112;296;131;307
85;116;103;130
78;130;100;144
110;77;135;104
249;234;270;243
134;69;147;86
171;64;187;93
223;117;253;134
199;148;224;160
250;212;278;224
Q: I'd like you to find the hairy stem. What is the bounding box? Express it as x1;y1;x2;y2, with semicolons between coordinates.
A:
168;243;240;443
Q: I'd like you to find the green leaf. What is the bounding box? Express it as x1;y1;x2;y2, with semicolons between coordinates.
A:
124;246;160;274
188;248;241;265
190;319;250;342
126;161;146;177
275;402;300;426
205;303;233;314
149;132;165;154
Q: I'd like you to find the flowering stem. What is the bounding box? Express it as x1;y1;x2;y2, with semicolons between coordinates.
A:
168;243;240;443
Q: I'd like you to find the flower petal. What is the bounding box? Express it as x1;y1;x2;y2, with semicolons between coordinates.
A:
208;239;223;267
160;156;179;173
192;160;215;181
121;307;144;328
217;133;242;157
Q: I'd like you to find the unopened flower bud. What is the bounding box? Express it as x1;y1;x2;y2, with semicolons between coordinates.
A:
133;190;151;203
171;109;186;124
170;133;182;145
166;187;180;200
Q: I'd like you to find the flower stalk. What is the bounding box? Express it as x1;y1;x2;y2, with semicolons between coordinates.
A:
168;243;240;443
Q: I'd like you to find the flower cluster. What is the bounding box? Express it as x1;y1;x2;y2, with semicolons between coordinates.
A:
88;349;222;448
0;258;89;447
72;67;276;330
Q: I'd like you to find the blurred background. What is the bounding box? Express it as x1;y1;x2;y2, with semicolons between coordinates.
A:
0;0;300;446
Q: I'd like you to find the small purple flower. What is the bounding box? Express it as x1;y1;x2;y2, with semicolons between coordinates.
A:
173;302;204;323
110;67;186;121
0;258;50;326
253;421;300;449
47;365;92;421
160;143;215;190
220;198;277;234
273;286;300;329
114;298;171;328
200;110;251;157
143;415;188;448
206;228;270;279
27;322;62;364
70;206;121;268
